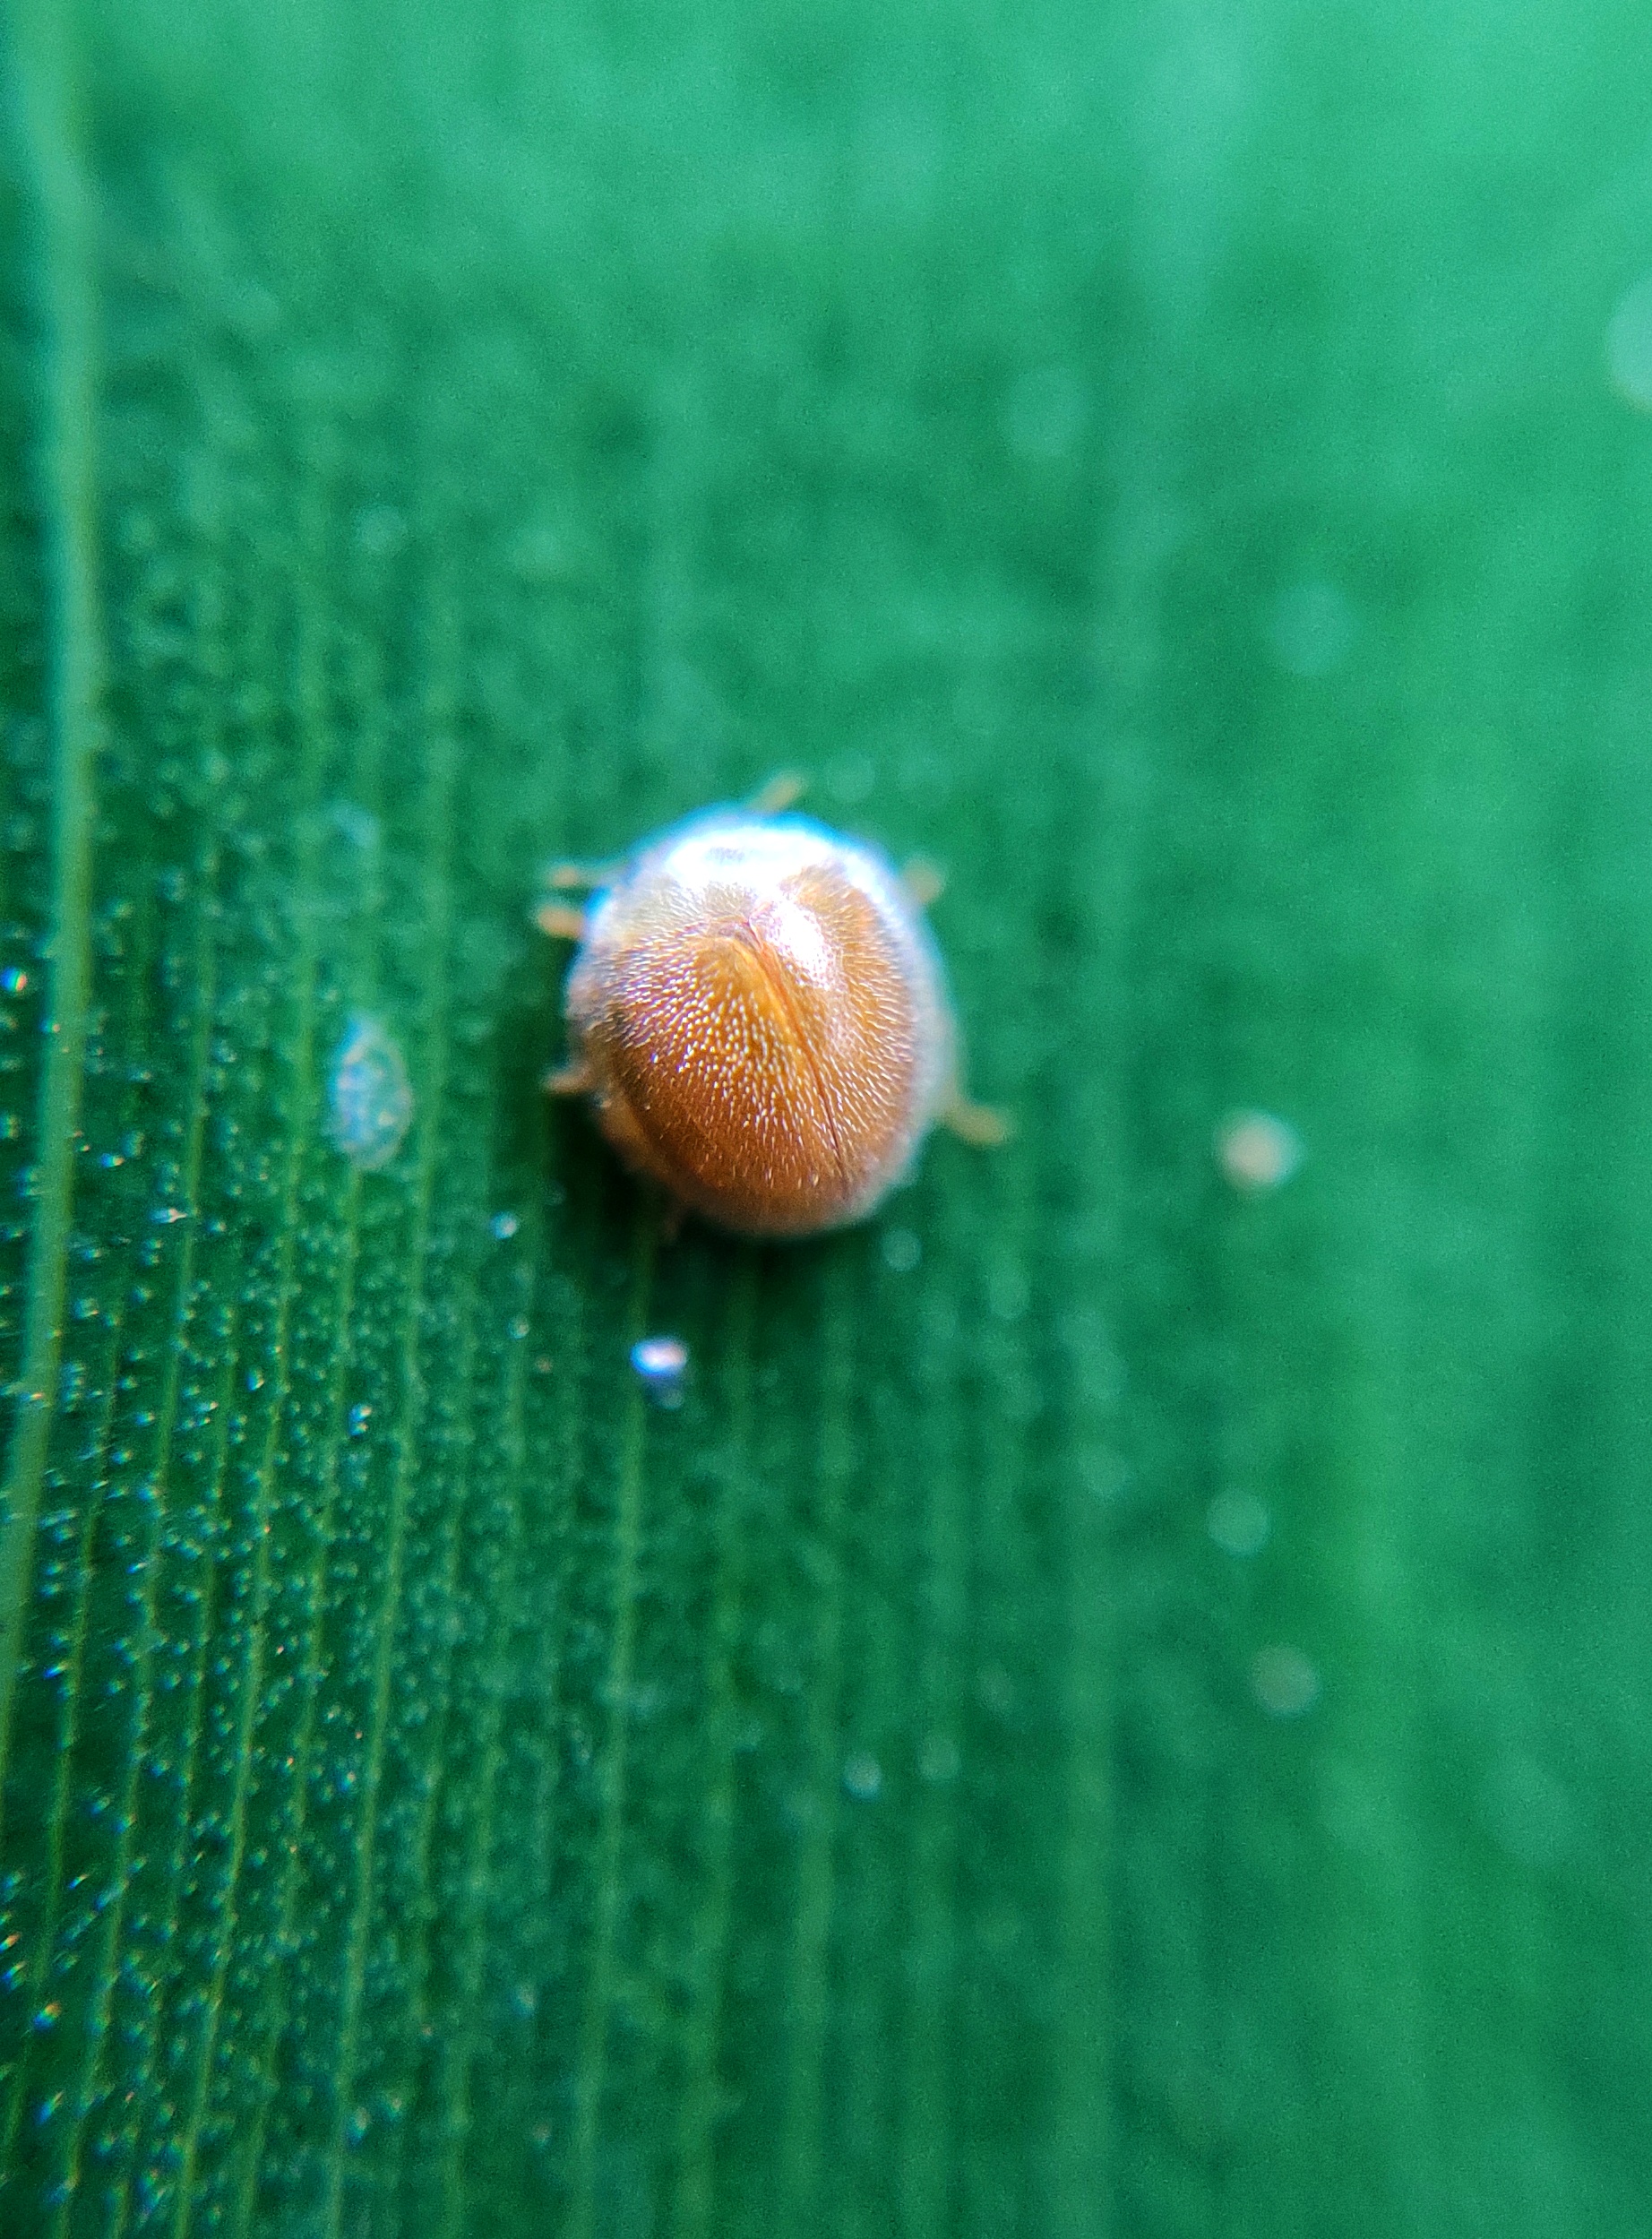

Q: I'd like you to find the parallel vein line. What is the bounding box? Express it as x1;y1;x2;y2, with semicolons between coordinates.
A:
564;1207;658;2239
169;752;331;2239
113;426;295;2239
59;821;227;2217
897;1253;968;2239
670;1251;756;2239
778;1252;856;2224
228;461;377;2237
319;710;462;2239
0;0;103;1813
222;1169;361;2239
431;1241;539;2239
111;1283;244;2239
0;1257;129;2166
0;721;168;2167
372;1179;490;2218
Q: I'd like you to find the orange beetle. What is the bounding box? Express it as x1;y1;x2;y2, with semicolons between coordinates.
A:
537;788;1003;1239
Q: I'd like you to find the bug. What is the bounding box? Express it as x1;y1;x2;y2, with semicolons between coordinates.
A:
536;780;1004;1239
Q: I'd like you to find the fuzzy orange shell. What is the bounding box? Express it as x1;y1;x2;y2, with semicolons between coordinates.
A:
561;814;955;1237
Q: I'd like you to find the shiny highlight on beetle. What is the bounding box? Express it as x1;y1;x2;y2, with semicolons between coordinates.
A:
538;790;1003;1238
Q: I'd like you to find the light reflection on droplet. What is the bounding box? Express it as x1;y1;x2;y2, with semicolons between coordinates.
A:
331;802;380;852
1216;1110;1303;1193
631;1335;689;1408
1606;274;1652;411
843;1750;883;1801
882;1227;921;1273
329;1014;413;1173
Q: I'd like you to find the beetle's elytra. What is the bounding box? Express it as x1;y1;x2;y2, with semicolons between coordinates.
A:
536;793;1002;1239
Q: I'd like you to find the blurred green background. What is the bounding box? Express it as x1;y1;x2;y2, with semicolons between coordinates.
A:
4;0;1652;2231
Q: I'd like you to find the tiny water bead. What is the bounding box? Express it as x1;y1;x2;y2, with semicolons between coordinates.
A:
1250;1644;1320;1718
329;1013;413;1173
842;1750;883;1801
1606;273;1652;411
630;1334;689;1408
330;800;381;852
537;796;1004;1238
882;1227;921;1273
1215;1109;1303;1193
1207;1487;1271;1558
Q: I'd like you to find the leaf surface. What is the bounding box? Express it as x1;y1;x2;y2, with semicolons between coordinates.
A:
3;0;1651;2233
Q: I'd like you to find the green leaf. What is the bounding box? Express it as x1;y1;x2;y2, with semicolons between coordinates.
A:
4;0;1651;2232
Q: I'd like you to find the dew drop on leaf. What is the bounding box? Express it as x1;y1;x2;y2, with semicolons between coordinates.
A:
843;1750;883;1801
329;1012;413;1172
631;1335;689;1407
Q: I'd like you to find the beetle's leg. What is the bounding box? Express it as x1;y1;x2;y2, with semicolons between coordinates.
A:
535;902;589;941
901;854;946;909
544;1057;596;1097
941;1091;1011;1148
541;854;624;893
747;770;807;816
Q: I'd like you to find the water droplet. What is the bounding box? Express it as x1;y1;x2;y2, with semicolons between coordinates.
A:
843;1750;883;1801
1215;1110;1302;1193
489;1210;520;1240
329;1014;413;1173
1606;274;1652;410
354;505;405;555
630;1335;688;1408
245;1367;265;1392
2;967;28;995
508;1315;529;1340
330;802;380;851
1207;1488;1270;1557
151;1206;188;1226
882;1227;921;1273
1250;1644;1320;1718
348;1403;372;1437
